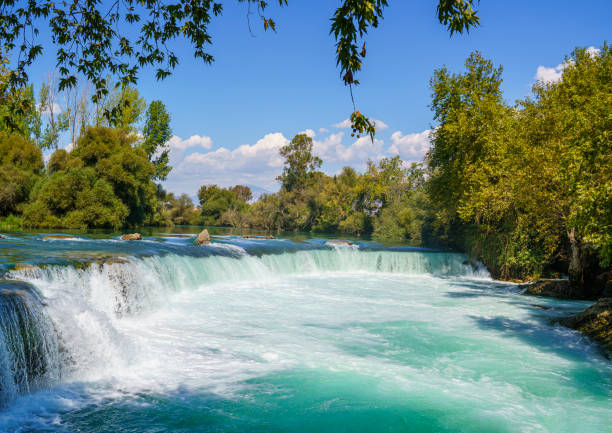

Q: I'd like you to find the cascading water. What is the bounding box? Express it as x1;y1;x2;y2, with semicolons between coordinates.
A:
0;280;61;407
0;235;610;433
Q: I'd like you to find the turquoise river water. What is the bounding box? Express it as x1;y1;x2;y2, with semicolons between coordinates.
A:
0;230;610;432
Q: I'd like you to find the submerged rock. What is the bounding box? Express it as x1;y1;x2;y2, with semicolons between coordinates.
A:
531;304;553;310
12;263;37;271
242;235;274;240
120;233;142;241
102;257;130;266
195;229;210;245
559;298;611;358
326;239;354;246
42;235;79;240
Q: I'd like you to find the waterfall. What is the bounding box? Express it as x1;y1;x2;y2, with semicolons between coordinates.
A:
0;247;488;407
0;280;61;407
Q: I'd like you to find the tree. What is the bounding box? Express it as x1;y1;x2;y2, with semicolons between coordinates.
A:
142;100;172;181
230;185;253;202
0;133;43;216
64;81;91;147
427;51;505;226
0;1;480;136
425;45;611;287
23;126;161;228
38;74;69;150
277;133;322;192
164;192;200;225
94;84;146;133
0;55;41;141
198;184;248;225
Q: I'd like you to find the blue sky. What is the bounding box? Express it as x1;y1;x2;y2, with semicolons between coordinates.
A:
27;1;611;197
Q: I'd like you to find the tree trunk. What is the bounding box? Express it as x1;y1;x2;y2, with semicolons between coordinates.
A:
567;227;604;298
568;227;582;286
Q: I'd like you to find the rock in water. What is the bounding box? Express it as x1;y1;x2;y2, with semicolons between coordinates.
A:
521;279;581;299
195;229;210;245
120;233;142;241
559;298;611;358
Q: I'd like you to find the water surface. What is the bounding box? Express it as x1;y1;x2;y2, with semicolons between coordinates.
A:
0;231;609;432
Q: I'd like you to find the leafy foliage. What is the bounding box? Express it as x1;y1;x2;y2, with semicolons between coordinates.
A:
142;100;173;181
277;134;322;192
22;126;162;229
427;45;611;282
0;134;43;216
0;1;480;136
198;184;251;226
162;192;200;226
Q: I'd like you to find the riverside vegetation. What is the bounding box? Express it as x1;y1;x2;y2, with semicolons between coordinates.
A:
1;45;611;351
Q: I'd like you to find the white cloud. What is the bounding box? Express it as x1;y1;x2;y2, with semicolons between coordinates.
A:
337;136;385;163
319;127;329;134
332;118;351;129
535;64;565;83
332;118;389;130
388;129;431;161
167;134;213;151
313;131;385;164
373;119;389;130
535;46;600;83
299;128;316;138
312;132;344;160
164;133;289;195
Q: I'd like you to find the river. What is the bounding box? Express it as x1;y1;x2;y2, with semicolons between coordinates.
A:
0;231;610;432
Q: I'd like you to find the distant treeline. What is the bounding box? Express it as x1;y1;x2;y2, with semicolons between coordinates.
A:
1;45;610;288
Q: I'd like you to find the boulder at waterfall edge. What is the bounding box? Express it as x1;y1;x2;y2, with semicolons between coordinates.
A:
195;229;210;245
121;233;142;241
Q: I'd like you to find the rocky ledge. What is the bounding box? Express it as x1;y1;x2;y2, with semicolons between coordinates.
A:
559;298;611;358
521;279;583;299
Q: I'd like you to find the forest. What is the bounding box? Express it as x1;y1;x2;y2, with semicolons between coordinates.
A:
1;44;610;291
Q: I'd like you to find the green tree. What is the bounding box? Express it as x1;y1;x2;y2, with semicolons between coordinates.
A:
164;192;200;226
230;185;253;202
23;126;161;228
95;84;146;133
0;133;43;216
277;134;322;192
142;100;172;181
426;45;611;288
38;78;69;150
198;184;249;225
